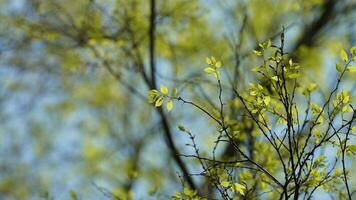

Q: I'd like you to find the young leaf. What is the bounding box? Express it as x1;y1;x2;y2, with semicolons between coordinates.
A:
210;56;216;63
288;73;299;79
336;63;343;72
289;59;293;66
307;83;317;92
253;50;262;56
251;66;261;72
183;188;194;196
233;183;246;196
173;88;178;96
166;100;173;111
204;67;215;74
351;126;356;132
342;106;352;113
271;76;278;81
206;57;212;65
155;97;164;107
263;96;271;106
340;49;348;62
347;66;356;73
160;85;169;95
220;181;230;188
351;46;356;56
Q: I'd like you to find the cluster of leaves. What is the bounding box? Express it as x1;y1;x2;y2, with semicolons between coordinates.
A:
148;85;178;111
148;39;356;199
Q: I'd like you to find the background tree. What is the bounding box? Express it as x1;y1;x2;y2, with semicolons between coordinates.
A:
0;0;355;199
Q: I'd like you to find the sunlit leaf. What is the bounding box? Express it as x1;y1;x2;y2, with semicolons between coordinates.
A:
232;183;246;196
166;100;173;111
220;181;230;188
347;66;356;73
160;85;169;95
204;67;215;74
340;49;348;62
155;97;164;107
336;63;343;72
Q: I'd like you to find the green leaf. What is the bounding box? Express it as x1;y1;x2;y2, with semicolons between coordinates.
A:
183;188;191;195
183;188;195;196
263;96;271;106
253;50;262;56
204;67;215;74
173;88;178;96
336;63;343;72
250;91;257;96
206;57;212;65
351;46;356;56
251;66;261;72
347;66;356;73
155;97;164;107
166;100;173;111
210;56;216;63
289;59;293;66
233;183;246;196
342;106;352;113
215;61;222;68
340;49;348;62
160;85;169;95
351;126;356;132
271;76;278;81
288;73;299;79
266;40;271;48
307;83;317;92
148;89;159;96
220;181;230;188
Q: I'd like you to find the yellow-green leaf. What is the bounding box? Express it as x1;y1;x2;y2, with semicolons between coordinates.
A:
351;46;356;56
307;83;317;92
288;73;299;79
210;56;216;63
271;76;278;81
263;96;271;106
342;106;352;113
204;67;215;74
351;126;356;132
250;91;257;96
253;50;262;56
251;66;261;72
220;181;230;188
289;59;293;66
173;88;178;96
166;100;173;111
206;57;212;65
233;183;246;196
155;97;164;107
183;188;194;196
340;49;348;62
148;89;159;96
336;63;343;72
347;66;356;73
215;61;222;68
160;85;169;95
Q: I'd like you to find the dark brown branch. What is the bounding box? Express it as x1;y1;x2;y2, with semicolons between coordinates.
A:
147;0;198;192
293;0;337;51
